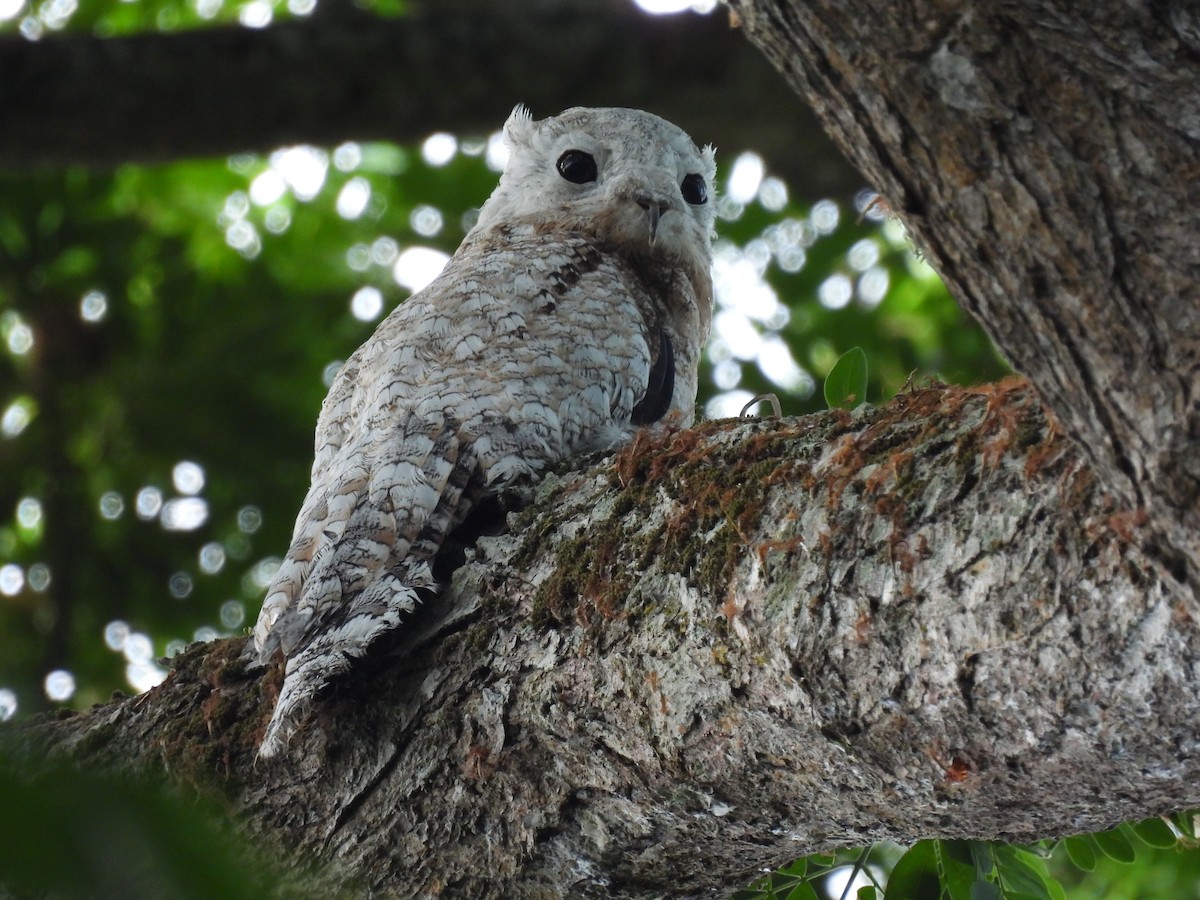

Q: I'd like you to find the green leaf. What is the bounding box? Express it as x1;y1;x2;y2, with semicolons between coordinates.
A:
994;845;1054;899
1128;817;1178;849
970;882;1001;900
1062;835;1097;871
966;841;997;881
857;887;878;900
0;753;275;900
777;857;808;877
937;840;982;900
885;841;942;900
1092;826;1137;863
824;346;869;409
783;883;819;900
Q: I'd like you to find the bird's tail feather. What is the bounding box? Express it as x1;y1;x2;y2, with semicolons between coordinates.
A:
254;414;483;759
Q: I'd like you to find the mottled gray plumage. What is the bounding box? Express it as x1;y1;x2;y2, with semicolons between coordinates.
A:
250;106;716;758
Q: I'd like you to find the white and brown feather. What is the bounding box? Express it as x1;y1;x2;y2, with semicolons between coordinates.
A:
251;106;716;758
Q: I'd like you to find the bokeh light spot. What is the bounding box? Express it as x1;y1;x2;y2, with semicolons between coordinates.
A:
79;289;108;323
811;199;841;234
848;238;880;272
246;556;281;592
249;169;287;206
333;142;362;172
98;491;124;520
172;460;205;495
0;0;27;21
219;190;250;224
169;571;194;599
410;204;444;237
858;267;890;307
758;176;788;212
38;0;75;30
758;337;815;395
705;390;755;420
0;688;16;721
351;286;384;321
199;542;227;575
43;669;75;702
124;632;153;665
136;486;163;520
336;177;371;220
161;498;208;531
712;359;742;390
127;663;167;692
819;274;854;310
0;564;24;596
346;243;371;272
5;320;33;356
16;496;42;529
421;133;457;167
237;505;263;534
1;397;35;438
713;310;762;361
238;0;271;27
27;563;50;592
220;599;246;629
393;247;450;293
727;152;764;204
264;206;291;234
104;619;130;651
371;236;399;266
225;220;262;258
485;132;509;172
777;246;806;273
270;146;328;201
322;360;343;388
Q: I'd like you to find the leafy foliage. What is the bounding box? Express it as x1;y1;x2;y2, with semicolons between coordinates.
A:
0;748;283;899
823;346;869;410
739;813;1200;899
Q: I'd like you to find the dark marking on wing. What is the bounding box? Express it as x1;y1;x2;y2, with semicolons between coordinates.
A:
631;329;675;425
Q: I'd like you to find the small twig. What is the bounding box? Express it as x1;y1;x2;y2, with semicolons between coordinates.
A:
740;392;782;418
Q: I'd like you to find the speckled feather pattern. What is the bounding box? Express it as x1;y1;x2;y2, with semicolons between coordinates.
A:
250;107;716;758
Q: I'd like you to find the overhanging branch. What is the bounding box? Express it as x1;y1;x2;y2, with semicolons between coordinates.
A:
0;6;858;198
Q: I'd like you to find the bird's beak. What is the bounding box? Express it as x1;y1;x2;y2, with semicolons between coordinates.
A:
637;199;664;246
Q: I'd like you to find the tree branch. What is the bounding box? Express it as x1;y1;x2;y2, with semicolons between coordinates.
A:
730;0;1200;597
11;382;1197;896
0;6;860;199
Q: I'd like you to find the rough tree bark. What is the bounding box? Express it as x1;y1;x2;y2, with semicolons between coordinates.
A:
15;381;1198;897
0;2;858;200
6;0;1200;897
730;0;1200;596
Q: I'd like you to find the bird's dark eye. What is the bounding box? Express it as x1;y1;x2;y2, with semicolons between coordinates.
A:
681;173;707;205
556;150;598;184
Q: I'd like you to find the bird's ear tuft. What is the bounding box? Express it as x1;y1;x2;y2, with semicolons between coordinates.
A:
701;144;718;182
504;105;535;153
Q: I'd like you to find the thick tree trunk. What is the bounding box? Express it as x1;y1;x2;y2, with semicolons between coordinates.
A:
0;4;858;200
12;382;1200;897
730;0;1200;598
